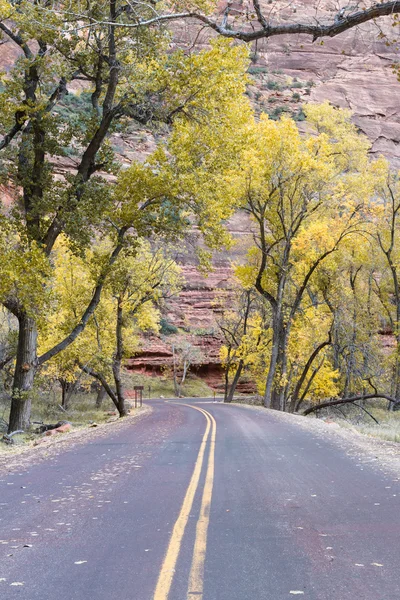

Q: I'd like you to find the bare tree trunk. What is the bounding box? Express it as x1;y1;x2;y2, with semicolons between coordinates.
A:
264;321;280;409
181;360;188;386
278;327;291;411
95;384;107;408
226;359;244;403
60;379;72;410
265;312;287;411
172;345;179;397
112;298;127;417
223;349;231;403
8;313;38;433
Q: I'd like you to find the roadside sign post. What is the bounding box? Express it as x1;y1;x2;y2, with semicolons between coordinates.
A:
134;385;144;408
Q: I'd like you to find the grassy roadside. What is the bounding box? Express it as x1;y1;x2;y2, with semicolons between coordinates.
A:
324;406;400;443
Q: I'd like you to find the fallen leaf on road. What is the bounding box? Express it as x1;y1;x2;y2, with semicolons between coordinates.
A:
10;582;24;586
289;592;304;595
371;563;383;567
355;564;364;567
74;561;87;565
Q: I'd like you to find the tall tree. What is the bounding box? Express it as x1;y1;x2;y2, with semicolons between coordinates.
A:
234;103;374;409
371;166;400;408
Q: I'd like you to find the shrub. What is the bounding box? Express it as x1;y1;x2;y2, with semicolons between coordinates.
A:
159;318;178;335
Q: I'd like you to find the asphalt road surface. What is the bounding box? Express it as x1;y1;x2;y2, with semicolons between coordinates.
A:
1;399;399;600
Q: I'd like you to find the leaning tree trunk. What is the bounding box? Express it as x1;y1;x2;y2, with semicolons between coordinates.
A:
112;298;127;417
8;313;38;433
226;360;244;403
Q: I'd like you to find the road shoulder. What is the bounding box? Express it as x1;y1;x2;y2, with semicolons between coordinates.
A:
231;402;400;477
0;405;152;475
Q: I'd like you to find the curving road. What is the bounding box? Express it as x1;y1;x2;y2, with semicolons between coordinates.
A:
0;399;399;599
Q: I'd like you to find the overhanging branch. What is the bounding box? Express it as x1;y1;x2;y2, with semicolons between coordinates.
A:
47;1;400;43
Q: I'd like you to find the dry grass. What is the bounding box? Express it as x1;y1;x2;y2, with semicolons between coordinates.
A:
305;401;400;444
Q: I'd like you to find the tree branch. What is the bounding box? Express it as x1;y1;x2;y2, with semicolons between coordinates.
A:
303;393;400;415
51;2;400;43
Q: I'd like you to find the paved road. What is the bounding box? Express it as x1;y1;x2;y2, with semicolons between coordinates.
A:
0;399;399;599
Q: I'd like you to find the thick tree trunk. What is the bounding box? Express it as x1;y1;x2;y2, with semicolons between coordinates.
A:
277;329;291;411
264;328;280;409
112;298;127;417
8;313;38;433
223;355;231;403
264;313;286;410
226;359;244;403
60;379;72;410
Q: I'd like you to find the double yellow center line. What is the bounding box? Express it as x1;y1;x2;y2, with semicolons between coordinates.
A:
153;404;216;600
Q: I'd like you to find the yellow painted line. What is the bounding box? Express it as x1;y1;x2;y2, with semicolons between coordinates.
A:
153;404;212;600
187;408;216;600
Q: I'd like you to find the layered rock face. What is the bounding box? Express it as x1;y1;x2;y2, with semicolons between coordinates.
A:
126;212;255;392
255;7;400;166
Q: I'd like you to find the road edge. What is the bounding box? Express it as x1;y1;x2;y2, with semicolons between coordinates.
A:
0;404;153;475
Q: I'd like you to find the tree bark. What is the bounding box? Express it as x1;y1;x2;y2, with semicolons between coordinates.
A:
264;322;280;409
112;297;127;417
95;384;107;408
264;312;287;410
60;379;72;410
8;313;38;433
172;345;179;397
